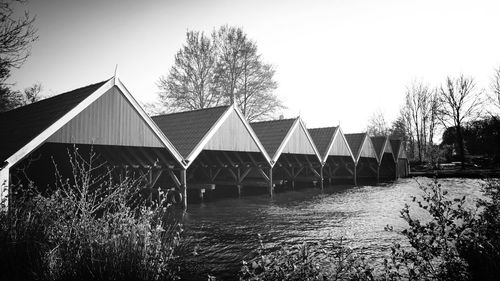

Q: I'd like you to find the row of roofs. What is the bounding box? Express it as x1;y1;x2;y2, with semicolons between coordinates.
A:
0;76;407;177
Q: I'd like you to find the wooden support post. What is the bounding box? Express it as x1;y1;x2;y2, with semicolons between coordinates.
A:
269;166;273;197
180;169;187;209
320;165;324;190
395;160;399;180
291;167;295;190
237;184;242;197
354;162;358;186
377;164;380;184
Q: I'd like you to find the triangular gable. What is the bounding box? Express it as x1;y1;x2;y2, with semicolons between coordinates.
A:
194;106;270;165
280;120;316;155
398;146;407;159
359;135;378;160
1;76;185;170
328;128;354;160
203;109;260;152
389;139;403;161
371;136;394;162
0;81;107;163
48;86;164;148
383;139;394;155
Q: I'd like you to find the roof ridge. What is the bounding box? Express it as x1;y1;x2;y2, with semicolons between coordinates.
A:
0;79;110;116
308;126;339;131
250;117;296;124
152;105;229;118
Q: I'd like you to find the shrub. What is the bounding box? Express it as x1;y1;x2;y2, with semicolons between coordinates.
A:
241;178;500;281
0;147;182;281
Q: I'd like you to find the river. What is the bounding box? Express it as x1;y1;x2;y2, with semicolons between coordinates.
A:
175;177;485;280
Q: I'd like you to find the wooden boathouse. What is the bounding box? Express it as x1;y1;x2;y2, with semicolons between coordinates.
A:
0;76;410;209
251;118;323;190
390;139;409;178
308;126;355;184
152;105;272;202
371;136;396;181
0;76;186;207
344;133;379;185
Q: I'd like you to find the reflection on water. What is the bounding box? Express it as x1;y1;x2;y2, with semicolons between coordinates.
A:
177;177;484;280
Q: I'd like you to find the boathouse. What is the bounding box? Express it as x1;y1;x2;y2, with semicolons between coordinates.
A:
152;105;272;200
344;133;378;185
370;136;396;181
0;76;186;207
251;117;323;190
308;126;355;184
389;139;409;178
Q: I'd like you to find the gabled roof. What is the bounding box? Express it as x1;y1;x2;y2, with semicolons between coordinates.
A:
0;80;108;163
345;133;366;159
390;138;405;160
152;105;271;166
371;136;390;162
308;126;338;158
152;106;229;159
0;76;185;169
251;118;296;158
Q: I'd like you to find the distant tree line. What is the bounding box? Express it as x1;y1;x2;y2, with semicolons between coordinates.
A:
367;71;499;168
151;25;284;121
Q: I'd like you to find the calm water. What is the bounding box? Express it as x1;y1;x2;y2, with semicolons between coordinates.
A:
176;177;485;280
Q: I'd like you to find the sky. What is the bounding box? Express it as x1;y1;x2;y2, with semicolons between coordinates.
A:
8;0;500;133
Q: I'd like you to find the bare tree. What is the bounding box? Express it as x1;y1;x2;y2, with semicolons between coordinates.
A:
213;25;282;121
21;82;41;104
0;0;37;112
0;0;37;82
438;75;483;168
490;66;500;113
366;110;389;136
157;31;221;112
402;82;439;162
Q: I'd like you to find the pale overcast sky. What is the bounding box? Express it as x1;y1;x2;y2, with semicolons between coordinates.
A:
8;0;500;132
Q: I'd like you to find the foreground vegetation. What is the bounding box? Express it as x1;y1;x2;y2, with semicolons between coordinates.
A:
240;178;500;281
0;149;182;281
1;148;499;281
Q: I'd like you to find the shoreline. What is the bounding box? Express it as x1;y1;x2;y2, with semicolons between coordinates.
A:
410;169;500;179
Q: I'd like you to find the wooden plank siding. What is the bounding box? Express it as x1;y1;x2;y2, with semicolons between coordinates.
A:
360;136;378;159
281;124;316;155
203;109;260;152
47;87;164;148
329;133;352;157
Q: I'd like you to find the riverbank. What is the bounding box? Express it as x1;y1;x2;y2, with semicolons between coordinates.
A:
410;168;500;178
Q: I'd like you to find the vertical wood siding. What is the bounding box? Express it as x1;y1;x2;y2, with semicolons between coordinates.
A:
329;134;351;156
281;125;316;155
359;137;378;158
399;147;407;159
47;87;163;147
203;110;260;152
384;140;393;154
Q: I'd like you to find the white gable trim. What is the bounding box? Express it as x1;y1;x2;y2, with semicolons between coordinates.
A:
272;118;299;163
272;118;322;165
232;105;272;164
324;127;356;163
4;78;114;169
299;119;322;162
185;106;232;166
3;76;187;171
185;105;273;167
114;78;185;166
355;134;377;163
